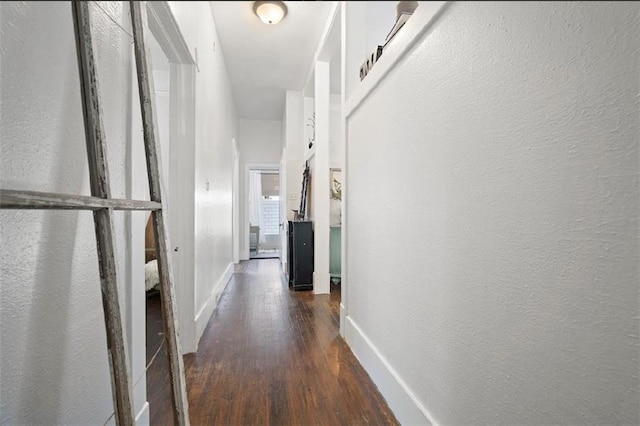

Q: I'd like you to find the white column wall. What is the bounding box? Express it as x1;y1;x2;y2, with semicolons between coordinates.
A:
170;1;239;343
313;61;331;294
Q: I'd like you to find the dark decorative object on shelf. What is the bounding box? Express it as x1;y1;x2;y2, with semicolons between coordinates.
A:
360;1;419;82
306;112;315;148
298;160;310;220
360;45;384;81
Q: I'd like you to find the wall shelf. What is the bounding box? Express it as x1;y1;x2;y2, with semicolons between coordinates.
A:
344;1;450;119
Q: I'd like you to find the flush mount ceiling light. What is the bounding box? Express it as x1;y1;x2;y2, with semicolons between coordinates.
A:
253;1;288;25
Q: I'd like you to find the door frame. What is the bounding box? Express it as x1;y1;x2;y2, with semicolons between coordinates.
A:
232;138;240;264
127;2;196;421
149;0;197;354
243;163;281;260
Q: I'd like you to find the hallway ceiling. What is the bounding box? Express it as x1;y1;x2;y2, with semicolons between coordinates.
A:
209;1;333;120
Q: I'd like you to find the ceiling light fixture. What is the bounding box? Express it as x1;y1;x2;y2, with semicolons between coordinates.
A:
253;1;287;25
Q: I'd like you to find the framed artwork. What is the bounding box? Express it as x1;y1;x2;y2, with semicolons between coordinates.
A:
330;168;342;226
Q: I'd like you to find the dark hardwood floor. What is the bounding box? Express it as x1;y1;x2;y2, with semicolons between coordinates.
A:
147;259;398;425
146;291;164;363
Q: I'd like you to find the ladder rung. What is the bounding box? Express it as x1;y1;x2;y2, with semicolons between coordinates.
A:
0;189;162;211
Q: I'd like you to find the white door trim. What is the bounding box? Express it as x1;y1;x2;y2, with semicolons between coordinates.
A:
147;1;197;354
232;139;240;264
243;163;281;261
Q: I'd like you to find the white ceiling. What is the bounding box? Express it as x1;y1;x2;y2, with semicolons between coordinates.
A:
209;1;334;120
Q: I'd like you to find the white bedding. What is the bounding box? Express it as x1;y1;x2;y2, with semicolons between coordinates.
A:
145;259;160;291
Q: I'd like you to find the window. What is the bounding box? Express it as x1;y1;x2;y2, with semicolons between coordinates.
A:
261;196;280;235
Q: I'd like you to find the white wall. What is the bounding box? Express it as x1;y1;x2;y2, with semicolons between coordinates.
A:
329;94;343;169
170;1;239;341
238;119;282;259
365;1;397;56
312;61;331;295
280;104;288;267
284;91;304;222
345;2;639;425
0;1;239;422
0;1;145;423
239;119;282;164
153;70;170;193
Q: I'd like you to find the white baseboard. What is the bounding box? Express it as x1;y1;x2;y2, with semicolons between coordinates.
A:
345;316;438;426
194;262;234;343
135;402;149;425
340;303;347;337
181;318;197;354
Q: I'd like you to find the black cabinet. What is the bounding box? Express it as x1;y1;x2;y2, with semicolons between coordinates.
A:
287;221;313;291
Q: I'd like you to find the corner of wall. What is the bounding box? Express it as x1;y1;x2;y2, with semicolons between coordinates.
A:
194;262;234;343
345;317;437;426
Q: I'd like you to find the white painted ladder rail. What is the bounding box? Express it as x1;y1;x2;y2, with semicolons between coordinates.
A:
0;2;190;425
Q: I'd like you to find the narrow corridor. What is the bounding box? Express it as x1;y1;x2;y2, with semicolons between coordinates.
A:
149;259;398;425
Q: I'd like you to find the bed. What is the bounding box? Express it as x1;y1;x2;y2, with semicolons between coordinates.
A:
145;215;160;292
145;259;160;291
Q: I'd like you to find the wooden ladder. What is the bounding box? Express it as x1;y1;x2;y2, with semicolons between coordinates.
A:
0;2;190;425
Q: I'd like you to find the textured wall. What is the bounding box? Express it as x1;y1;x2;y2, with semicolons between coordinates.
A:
170;1;238;326
346;1;639;424
1;0;239;421
0;1;142;423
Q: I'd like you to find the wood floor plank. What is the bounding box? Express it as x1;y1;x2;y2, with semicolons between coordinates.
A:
148;259;398;425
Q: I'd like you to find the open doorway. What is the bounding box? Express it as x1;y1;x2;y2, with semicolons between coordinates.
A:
143;28;172;424
248;169;281;259
125;1;196;422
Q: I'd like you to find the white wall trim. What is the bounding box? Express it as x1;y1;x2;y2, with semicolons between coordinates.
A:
344;1;450;119
194;262;234;341
180;307;197;354
339;1;353;339
135;402;150;425
147;2;195;64
232;138;240;264
312;61;331;295
345;316;439;426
